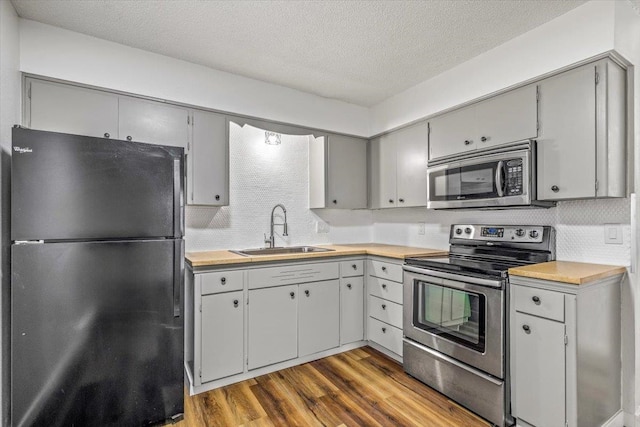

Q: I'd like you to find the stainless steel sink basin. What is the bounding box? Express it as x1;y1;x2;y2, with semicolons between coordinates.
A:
230;246;335;257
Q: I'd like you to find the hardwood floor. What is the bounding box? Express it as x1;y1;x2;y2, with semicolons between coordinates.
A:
178;346;489;427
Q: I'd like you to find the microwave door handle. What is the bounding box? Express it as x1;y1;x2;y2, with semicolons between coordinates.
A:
495;160;504;197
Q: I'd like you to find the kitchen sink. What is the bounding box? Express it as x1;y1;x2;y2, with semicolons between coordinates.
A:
230;246;335;257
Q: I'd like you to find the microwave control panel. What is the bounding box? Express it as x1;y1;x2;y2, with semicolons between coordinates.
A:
505;159;524;195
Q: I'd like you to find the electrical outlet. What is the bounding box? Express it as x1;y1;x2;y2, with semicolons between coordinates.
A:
418;222;425;235
316;221;330;234
604;224;623;245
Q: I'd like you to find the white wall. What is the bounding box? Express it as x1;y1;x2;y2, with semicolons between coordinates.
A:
0;1;21;425
18;20;370;137
369;0;616;135
185;123;372;252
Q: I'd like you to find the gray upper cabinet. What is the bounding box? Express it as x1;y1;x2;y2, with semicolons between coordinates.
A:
118;97;189;148
189;110;228;206
309;134;368;209
27;78;119;139
428;85;537;161
369;122;428;208
537;59;626;201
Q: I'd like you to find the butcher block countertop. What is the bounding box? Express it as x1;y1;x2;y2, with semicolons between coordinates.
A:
509;261;627;285
186;243;447;268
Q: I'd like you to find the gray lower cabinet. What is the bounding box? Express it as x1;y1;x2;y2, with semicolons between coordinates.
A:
510;274;622;427
537;58;626;200
201;290;244;383
340;277;364;344
299;280;340;357
248;284;298;370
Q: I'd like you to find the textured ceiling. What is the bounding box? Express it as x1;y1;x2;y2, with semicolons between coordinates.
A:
11;0;587;106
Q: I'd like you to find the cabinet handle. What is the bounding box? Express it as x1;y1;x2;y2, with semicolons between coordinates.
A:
382;327;387;333
551;185;560;193
382;304;386;310
381;284;387;289
215;194;220;201
290;292;295;299
233;299;239;308
388;199;394;204
126;135;132;141
333;200;337;204
347;283;352;289
305;289;310;297
381;266;387;272
352;264;357;270
399;198;405;203
220;277;226;284
532;296;541;305
464;140;472;146
522;324;531;334
481;136;488;142
103;132;110;138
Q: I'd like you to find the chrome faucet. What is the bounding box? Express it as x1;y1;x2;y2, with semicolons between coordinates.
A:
264;204;288;248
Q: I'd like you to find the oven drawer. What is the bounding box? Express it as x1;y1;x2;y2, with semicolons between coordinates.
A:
368;317;403;356
368;260;403;283
368;295;402;328
340;260;364;277
201;270;243;295
513;285;564;322
368;276;403;305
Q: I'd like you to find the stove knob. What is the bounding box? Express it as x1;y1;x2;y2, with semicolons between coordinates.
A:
455;228;463;235
465;227;472;234
529;230;539;239
515;228;525;237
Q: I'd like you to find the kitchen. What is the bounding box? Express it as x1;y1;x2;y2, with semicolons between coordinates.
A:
1;1;639;426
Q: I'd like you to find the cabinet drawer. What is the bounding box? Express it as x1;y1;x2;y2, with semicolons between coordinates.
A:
513;285;564;322
340;260;364;277
368;259;403;283
368;276;403;305
368;317;403;356
368;295;402;328
201;270;243;295
248;262;339;289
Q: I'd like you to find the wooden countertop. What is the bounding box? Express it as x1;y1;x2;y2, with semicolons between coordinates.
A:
508;261;627;285
186;243;447;267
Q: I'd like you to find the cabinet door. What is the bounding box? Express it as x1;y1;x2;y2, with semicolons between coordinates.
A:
513;312;565;427
340;277;364;344
475;85;538;150
428;105;476;160
28;79;119;139
190;110;228;206
118;97;189;148
299;280;340;357
201;291;244;383
395;122;428;207
248;285;298;370
326;135;368;209
537;64;596;200
369;135;397;208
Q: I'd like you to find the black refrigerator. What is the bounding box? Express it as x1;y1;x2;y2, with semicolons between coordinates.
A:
10;127;185;426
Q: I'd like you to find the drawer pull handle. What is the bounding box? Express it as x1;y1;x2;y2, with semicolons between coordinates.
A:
381;266;387;272
352;264;357;269
305;290;310;297
382;304;386;310
233;299;239;308
522;324;531;334
381;284;387;289
347;283;352;289
290;292;295;299
532;296;541;305
221;277;226;284
382;327;387;333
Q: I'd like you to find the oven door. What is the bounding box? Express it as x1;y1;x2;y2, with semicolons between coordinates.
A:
403;266;505;378
427;149;532;209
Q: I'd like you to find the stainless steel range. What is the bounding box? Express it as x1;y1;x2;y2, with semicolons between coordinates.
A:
403;224;555;427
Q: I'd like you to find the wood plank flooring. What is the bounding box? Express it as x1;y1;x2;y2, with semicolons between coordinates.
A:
178;346;490;427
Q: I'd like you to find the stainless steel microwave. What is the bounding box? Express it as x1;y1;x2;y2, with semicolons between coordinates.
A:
427;142;555;209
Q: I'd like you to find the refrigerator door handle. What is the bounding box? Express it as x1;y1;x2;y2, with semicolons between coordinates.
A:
173;157;184;238
174;240;184;318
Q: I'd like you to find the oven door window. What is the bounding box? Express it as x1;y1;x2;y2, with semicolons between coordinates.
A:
413;280;486;352
429;161;501;201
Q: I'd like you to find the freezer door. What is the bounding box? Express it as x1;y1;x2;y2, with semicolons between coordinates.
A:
11;127;184;241
11;239;184;427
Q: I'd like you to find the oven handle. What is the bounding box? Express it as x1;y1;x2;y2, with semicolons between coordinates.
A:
495;160;504;197
403;266;504;289
403;339;503;386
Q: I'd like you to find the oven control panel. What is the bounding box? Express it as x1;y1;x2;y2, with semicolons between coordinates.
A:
452;225;544;243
